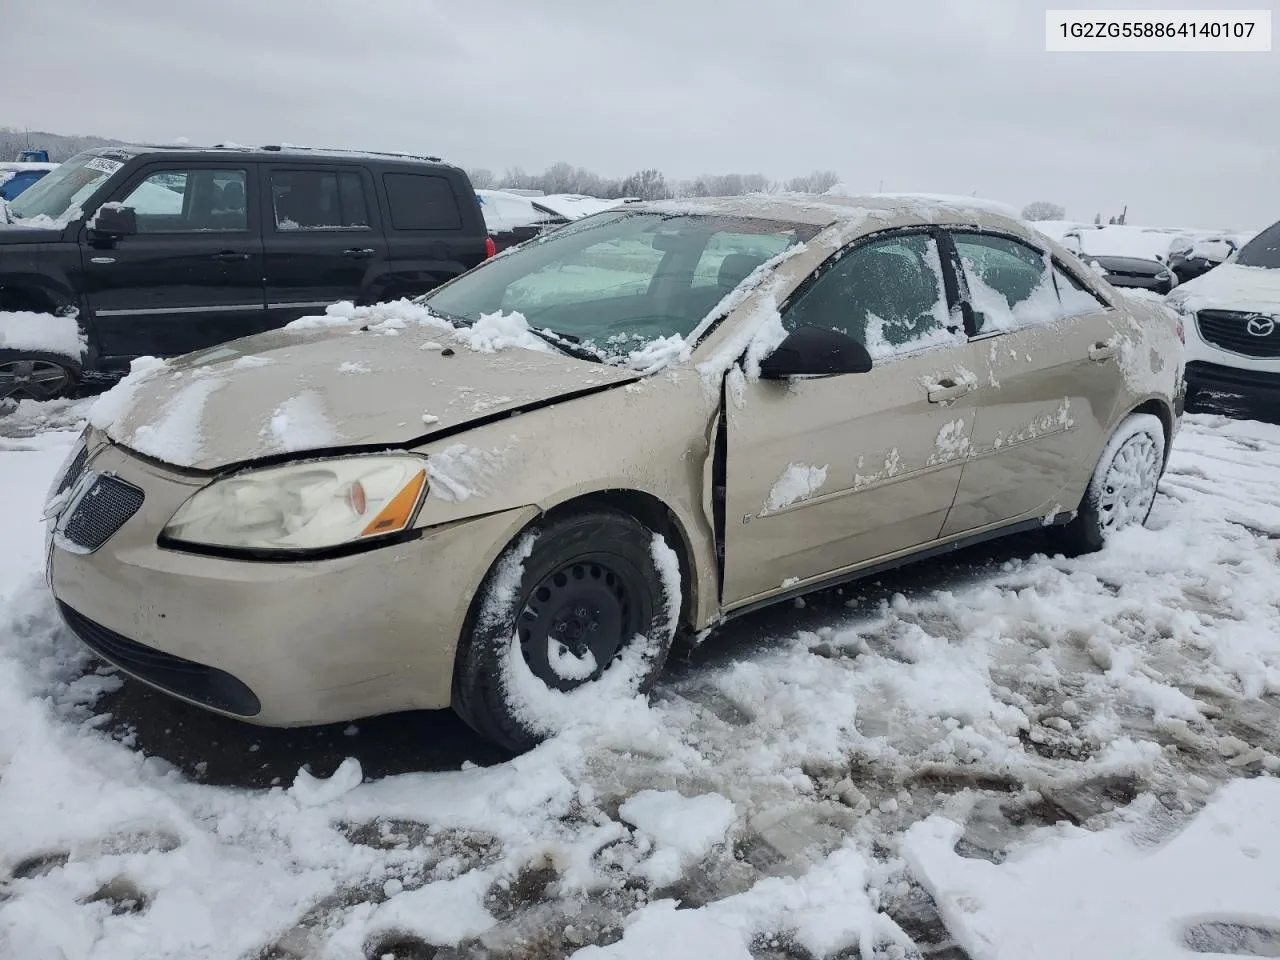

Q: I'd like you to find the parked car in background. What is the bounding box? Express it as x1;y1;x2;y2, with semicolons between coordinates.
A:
0;162;58;201
476;189;568;253
46;194;1184;752
1166;235;1239;285
1167;217;1280;409
0;144;488;401
1082;254;1178;295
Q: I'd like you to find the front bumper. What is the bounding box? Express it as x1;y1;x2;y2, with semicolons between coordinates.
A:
48;440;536;726
1185;360;1280;402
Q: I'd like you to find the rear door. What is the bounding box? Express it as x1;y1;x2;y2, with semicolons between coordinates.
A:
939;231;1125;535
377;169;486;298
262;165;388;327
81;162;266;360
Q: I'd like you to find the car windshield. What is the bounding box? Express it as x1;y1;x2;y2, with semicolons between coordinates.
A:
424;210;819;358
1235;222;1280;269
7;153;123;224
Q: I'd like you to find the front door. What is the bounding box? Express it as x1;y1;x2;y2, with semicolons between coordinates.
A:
261;167;387;327
722;230;987;608
81;163;267;361
940;231;1126;535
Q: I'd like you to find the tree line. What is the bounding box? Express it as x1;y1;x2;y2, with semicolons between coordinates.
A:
466;163;841;201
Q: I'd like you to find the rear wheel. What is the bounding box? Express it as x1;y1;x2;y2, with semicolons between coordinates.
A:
452;510;679;752
0;350;77;403
1053;412;1166;555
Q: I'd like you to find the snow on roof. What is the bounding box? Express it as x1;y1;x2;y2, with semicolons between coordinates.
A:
638;192;1025;229
864;191;1021;219
533;194;630;220
0;162;59;173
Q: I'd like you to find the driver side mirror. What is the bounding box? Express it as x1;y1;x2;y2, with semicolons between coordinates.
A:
88;203;137;239
759;325;873;379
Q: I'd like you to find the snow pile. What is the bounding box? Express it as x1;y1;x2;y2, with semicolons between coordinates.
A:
764;462;829;513
618;790;736;887
904;776;1280;960
575;847;910;960
0;311;86;362
453;311;552;355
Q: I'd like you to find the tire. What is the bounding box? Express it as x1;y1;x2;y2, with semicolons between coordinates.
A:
1053;412;1166;555
0;349;78;403
452;510;681;752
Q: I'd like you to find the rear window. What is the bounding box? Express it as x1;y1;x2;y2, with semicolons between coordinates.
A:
382;173;462;230
1236;221;1280;269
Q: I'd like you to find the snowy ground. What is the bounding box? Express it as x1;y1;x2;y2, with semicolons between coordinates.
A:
2;396;1280;960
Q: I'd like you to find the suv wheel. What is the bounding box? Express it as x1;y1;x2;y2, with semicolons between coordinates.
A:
1053;412;1166;555
453;510;680;752
0;350;77;403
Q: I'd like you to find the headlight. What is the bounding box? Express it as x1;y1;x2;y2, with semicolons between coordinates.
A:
163;455;428;552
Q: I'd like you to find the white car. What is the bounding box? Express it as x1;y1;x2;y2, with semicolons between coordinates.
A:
1167;218;1280;410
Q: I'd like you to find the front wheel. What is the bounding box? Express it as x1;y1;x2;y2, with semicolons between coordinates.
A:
1053;412;1166;555
452;510;681;752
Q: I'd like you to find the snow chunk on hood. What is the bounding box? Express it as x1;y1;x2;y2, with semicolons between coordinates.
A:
0;311;86;362
260;391;339;454
453;310;552;355
86;356;169;432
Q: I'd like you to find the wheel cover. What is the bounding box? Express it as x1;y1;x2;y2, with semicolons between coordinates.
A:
1097;432;1161;532
517;555;642;692
0;359;71;401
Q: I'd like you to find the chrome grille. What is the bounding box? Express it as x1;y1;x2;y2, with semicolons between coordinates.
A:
1196;310;1280;359
53;444;90;499
62;475;145;552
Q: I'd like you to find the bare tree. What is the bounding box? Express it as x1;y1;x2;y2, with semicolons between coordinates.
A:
785;170;839;194
620;169;670;201
1021;200;1066;221
465;167;495;189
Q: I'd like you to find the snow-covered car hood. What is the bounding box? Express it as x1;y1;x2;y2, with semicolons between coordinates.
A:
92;318;642;471
1168;263;1280;314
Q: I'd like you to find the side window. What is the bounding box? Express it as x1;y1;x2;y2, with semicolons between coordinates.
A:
781;233;958;359
339;172;370;228
952;233;1060;333
120;169;248;233
1053;264;1108;318
270;170;368;231
382;173;463;230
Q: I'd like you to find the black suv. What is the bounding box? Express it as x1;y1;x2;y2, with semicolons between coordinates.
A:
0;144;490;400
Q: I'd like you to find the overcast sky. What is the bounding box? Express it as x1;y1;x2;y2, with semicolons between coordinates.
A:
7;0;1278;229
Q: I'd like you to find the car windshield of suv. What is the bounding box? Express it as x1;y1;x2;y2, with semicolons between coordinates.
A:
1235;222;1280;269
7;153;123;224
424;210;820;358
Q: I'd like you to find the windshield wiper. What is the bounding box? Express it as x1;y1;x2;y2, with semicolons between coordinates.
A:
528;327;605;364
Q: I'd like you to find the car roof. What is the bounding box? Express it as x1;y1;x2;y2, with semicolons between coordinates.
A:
85;143;458;171
626;192;1031;235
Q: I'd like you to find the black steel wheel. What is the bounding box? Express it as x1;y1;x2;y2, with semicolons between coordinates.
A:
453;509;680;752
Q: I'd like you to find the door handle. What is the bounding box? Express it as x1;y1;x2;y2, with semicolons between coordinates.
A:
1088;341;1118;362
927;379;974;403
342;247;376;259
212;251;250;262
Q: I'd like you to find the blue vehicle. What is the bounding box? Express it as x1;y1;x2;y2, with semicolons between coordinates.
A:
0;165;54;200
17;149;50;163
